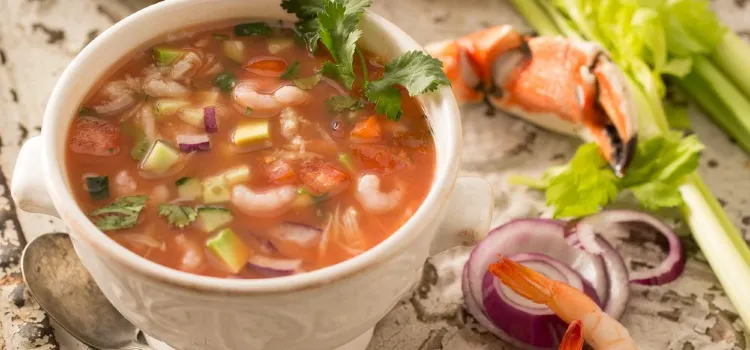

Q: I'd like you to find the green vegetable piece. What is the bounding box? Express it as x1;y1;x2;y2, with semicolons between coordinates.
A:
245;107;253;116
325;95;364;114
78;107;96;116
154;99;190;117
206;228;252;274
196;207;234;233
234;22;272;37
178;107;205;127
213;33;230;40
222;40;246;63
152;47;184;66
130;132;150;161
202;177;232;204
158;204;197;228
365;50;450;121
140;140;180;175
176;177;202;200
267;37;294;54
316;0;370;89
292;74;321;90
214;72;237;92
232;121;270;148
338;153;355;173
90;195;148;231
280;60;301;80
85;176;110;200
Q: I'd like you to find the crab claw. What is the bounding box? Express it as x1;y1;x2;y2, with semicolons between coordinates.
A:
426;26;637;176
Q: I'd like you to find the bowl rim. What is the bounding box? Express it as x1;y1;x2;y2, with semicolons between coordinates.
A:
42;0;462;294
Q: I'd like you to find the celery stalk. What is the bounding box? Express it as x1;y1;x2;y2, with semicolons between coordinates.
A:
710;31;750;100
511;0;750;328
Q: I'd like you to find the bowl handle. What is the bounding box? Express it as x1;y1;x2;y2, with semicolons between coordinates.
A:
11;136;60;218
430;177;494;255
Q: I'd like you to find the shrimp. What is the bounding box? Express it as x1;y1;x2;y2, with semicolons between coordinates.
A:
113;170;137;196
233;82;309;113
559;321;584;350
355;174;403;214
90;77;140;116
174;235;204;273
231;185;297;217
143;77;190;97
280;107;301;140
489;256;639;350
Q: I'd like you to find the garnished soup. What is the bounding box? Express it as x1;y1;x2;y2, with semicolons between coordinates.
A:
65;21;438;278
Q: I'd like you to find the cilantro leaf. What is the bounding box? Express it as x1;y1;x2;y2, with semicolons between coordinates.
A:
158;204;197;228
282;0;370;53
281;60;301;80
325;95;364;113
364;51;450;120
90;196;148;231
512;132;704;218
234;22;272;37
316;0;366;89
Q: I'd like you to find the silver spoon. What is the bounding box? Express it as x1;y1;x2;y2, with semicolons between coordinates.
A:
21;233;150;350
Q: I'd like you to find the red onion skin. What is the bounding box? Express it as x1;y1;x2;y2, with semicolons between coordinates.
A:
596;237;630;320
178;142;210;152
204;106;218;133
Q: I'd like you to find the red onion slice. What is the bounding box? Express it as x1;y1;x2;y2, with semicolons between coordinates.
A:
467;220;609;312
204;106;218;133
270;222;322;247
248;255;301;277
596;237;630;319
176;134;211;152
480;253;599;349
570;210;685;286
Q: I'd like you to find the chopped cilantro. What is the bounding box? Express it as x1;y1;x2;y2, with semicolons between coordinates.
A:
234;22;272;36
281;60;301;79
364;51;450;121
510;132;704;217
90;196;148;231
292;74;321;90
214;72;236;92
212;33;231;40
245;107;253;116
315;0;367;89
325;95;364;113
282;0;371;52
158;204;197;228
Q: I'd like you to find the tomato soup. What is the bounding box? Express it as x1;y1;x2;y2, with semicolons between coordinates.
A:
65;21;435;279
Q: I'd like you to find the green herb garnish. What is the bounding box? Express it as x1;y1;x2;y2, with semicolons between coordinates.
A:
293;74;321;90
325;95;364;113
234;22;272;36
510;132;704;218
245;107;253;116
281;60;301;79
78;107;96;116
158;204;198;228
214;72;236;92
90;196;148;231
364;51;450;121
213;33;231;40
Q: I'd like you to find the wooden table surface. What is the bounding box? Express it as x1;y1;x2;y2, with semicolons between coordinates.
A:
1;0;749;349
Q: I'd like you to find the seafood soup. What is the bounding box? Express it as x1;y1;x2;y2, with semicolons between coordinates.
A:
65;21;436;279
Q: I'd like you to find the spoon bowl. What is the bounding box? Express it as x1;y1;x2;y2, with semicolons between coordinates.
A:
21;233;144;349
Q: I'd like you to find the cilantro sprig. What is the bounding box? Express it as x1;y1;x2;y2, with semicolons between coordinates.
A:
90;196;148;231
282;0;450;120
158;204;198;228
510;132;704;218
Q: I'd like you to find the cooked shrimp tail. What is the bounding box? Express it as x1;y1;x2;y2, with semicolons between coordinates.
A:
489;255;639;350
559;320;584;350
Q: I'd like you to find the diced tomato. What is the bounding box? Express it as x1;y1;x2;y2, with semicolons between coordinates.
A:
350;115;382;142
299;159;350;196
69;117;121;156
244;57;287;77
350;144;411;174
263;159;297;184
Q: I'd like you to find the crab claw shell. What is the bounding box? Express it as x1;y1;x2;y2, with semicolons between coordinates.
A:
424;39;484;104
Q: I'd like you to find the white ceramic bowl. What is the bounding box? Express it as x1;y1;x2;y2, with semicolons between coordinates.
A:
11;0;495;349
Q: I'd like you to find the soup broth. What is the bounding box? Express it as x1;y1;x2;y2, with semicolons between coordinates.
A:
65;21;435;279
